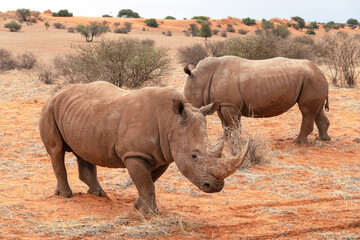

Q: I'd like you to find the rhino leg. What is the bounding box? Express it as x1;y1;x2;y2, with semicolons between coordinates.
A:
315;109;331;141
134;164;169;211
125;157;159;214
51;150;73;198
218;106;241;139
76;156;107;197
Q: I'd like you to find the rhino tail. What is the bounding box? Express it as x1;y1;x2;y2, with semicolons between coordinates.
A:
325;96;329;112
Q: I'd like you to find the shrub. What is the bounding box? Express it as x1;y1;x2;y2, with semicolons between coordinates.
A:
76;22;108;42
16;52;37;69
212;29;219;35
4;21;22;32
177;43;208;66
44;22;50;30
117;9;140;18
221;31;227;37
53;9;73;17
144;18;158;27
347;18;358;27
165;16;176;20
242;17;256;26
37;63;57;84
205;41;225;57
55;38;171;88
291;16;305;29
124;22;132;32
307;21;319;29
261;19;274;32
141;38;155;47
0;49;17;71
278;36;315;61
102;14;112;18
316;32;360;87
53;22;65;29
16;8;30;21
114;27;128;34
164;31;172;36
226;24;235;32
272;24;290;39
238;29;249;35
200;21;212;40
305;29;316;35
67;27;75;33
113;22;120;28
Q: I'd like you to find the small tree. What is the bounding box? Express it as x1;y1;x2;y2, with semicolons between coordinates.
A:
307;21;319;29
291;16;305;29
305;29;316;36
4;21;22;32
76;22;108;42
114;22;120;28
261;19;274;32
226;24;235;32
53;9;73;17
273;24;290;38
144;18;158;27
188;23;199;37
347;18;358;28
165;16;176;20
124;22;132;31
44;22;50;30
200;21;212;41
117;9;140;18
16;8;30;21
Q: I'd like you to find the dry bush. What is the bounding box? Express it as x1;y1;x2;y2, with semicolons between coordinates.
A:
36;62;57;84
316;32;360;87
222;122;271;169
0;48;17;71
205;40;226;57
16;51;37;69
278;36;316;61
177;43;208;66
141;38;155;47
54;38;171;88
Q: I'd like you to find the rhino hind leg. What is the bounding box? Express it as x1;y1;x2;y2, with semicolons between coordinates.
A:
76;156;107;197
52;150;73;198
218;107;241;139
315;109;331;141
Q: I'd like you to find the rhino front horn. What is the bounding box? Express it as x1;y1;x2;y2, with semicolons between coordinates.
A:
212;139;250;180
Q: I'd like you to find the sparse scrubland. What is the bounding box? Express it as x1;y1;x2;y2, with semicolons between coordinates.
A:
0;10;360;239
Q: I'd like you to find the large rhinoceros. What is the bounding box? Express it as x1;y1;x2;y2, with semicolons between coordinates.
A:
39;81;249;213
183;56;330;144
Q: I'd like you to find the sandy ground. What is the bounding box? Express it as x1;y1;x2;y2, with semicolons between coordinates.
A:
1;15;360;239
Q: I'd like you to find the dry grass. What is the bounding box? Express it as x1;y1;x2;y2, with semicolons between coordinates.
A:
29;211;199;239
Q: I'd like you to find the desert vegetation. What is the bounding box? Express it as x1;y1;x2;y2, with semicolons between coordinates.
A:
76;22;109;42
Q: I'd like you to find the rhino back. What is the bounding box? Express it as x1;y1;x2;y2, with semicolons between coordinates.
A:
208;57;310;117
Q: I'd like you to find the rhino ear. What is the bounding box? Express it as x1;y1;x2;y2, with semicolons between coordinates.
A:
172;99;186;116
200;101;222;116
184;64;195;77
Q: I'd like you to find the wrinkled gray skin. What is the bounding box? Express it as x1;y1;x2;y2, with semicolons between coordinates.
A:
39;81;249;214
183;56;331;144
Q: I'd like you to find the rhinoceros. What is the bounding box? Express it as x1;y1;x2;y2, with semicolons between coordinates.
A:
39;81;249;213
183;56;330;144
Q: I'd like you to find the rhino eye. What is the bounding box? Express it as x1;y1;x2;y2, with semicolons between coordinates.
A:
191;153;198;161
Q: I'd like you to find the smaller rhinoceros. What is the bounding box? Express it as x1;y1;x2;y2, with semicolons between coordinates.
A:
183;56;331;144
39;81;249;213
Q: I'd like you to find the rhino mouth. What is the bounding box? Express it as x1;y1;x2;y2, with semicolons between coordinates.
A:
200;179;225;193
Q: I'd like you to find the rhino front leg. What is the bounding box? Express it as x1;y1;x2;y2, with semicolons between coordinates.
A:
125;157;159;214
77;156;107;197
51;150;73;198
218;105;241;139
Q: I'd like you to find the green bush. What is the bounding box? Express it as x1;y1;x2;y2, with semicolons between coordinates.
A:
165;16;176;20
226;24;235;32
16;8;30;21
307;21;319;29
272;24;290;39
53;9;73;17
54;38;171;87
347;18;358;28
261;19;274;31
76;22;108;42
242;17;256;26
192;16;208;21
238;29;249;35
144;18;158;27
188;23;200;36
4;21;22;32
53;22;65;29
305;29;316;35
102;14;112;18
200;21;212;40
212;29;219;35
291;16;305;29
117;9;140;18
44;22;50;30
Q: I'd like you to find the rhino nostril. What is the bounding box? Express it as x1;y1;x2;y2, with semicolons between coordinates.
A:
201;183;212;192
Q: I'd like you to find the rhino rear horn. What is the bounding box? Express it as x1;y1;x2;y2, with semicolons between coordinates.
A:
184;64;195;76
200;101;222;116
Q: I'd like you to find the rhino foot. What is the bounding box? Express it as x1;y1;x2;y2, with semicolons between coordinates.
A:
316;135;331;141
134;197;160;215
87;188;108;197
293;138;308;145
54;188;73;198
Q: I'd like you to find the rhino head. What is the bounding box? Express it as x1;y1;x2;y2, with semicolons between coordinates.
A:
183;64;206;108
169;99;249;193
